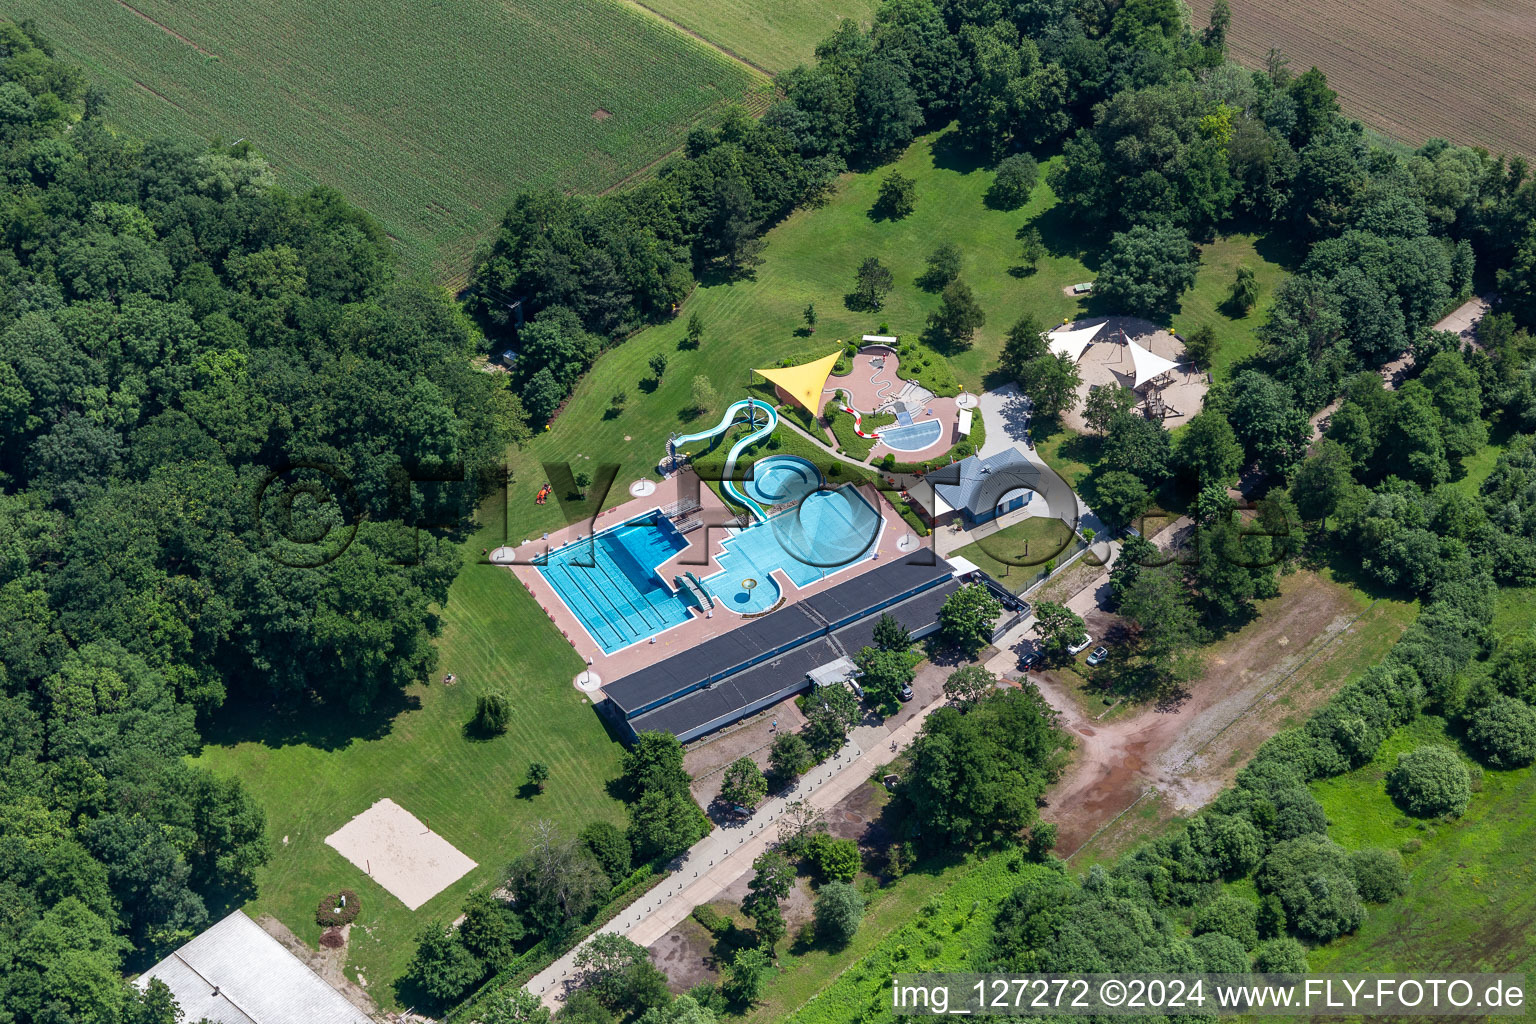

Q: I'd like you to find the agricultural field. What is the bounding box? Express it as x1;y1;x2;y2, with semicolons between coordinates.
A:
7;0;763;280
193;526;628;1005
1187;0;1536;159
634;0;880;73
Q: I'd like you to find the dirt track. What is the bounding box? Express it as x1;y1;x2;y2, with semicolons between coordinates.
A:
1033;573;1385;857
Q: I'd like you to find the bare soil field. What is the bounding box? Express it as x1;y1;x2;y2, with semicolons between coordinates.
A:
1033;571;1413;860
1188;0;1536;159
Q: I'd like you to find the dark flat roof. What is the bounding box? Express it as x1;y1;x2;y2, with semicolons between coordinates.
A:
623;576;960;740
603;604;822;716
628;638;839;737
833;578;958;652
603;551;953;716
799;551;952;625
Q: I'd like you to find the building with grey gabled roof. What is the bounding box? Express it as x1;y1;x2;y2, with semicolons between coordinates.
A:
136;910;372;1024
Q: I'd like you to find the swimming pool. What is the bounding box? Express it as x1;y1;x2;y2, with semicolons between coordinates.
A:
536;458;886;644
878;418;944;452
703;485;883;614
535;515;693;653
743;454;821;507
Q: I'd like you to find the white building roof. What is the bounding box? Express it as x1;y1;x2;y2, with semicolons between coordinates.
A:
1046;321;1106;362
137;911;371;1024
945;554;981;577
1126;338;1183;389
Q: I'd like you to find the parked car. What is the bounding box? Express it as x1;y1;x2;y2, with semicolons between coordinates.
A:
1019;645;1043;669
899;683;914;702
1067;634;1093;656
1085;645;1110;666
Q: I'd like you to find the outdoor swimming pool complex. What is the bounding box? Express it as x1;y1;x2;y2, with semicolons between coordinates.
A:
535;517;695;653
535;456;883;652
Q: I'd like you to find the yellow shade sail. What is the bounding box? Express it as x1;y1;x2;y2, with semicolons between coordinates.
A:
754;350;841;414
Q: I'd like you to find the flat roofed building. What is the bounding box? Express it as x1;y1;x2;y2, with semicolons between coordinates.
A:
603;552;959;742
136;911;370;1024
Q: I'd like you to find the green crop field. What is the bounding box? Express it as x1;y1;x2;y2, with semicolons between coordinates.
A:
9;0;763;281
634;0;881;73
193;527;628;1004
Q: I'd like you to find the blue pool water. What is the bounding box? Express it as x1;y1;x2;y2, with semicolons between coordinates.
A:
535;516;693;653
743;455;821;507
878;419;943;452
536;461;885;643
703;486;882;614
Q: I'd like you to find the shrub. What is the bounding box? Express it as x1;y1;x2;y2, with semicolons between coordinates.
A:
813;880;865;947
1387;744;1471;817
1252;937;1309;973
580;821;632;887
1257;834;1365;942
1192;931;1249;972
458;891;525;969
316;889;360;926
1191;893;1259;950
404;923;483;1007
471;692;512;735
319;927;345;949
1349;847;1409;903
691;904;728;935
806;832;860;883
986;153;1040;209
1026;821;1057;860
1466;694;1536;768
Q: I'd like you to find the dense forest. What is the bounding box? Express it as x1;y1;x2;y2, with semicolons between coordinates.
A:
0;20;523;1023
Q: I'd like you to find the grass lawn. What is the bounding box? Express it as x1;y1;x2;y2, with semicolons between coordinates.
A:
501;128;1099;529
1309;712;1536;977
194;522;628;1005
9;0;761;281
1169;232;1300;380
502;128;1292;539
637;0;881;73
952;517;1079;591
763;849;1041;1024
1305;587;1536;977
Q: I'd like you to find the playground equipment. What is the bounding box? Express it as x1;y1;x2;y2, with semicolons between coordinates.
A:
668;398;779;522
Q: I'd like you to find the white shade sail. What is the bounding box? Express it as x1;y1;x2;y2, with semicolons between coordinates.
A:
1046;321;1106;362
1126;338;1183;389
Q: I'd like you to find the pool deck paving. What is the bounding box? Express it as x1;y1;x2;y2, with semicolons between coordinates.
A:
495;468;926;685
824;350;965;463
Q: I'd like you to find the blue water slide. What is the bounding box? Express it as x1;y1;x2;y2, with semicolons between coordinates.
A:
672;398;778;522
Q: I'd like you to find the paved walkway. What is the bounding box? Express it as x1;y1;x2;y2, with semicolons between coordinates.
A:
527;700;950;1008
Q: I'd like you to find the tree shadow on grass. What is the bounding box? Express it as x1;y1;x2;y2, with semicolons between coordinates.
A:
638;377;660;394
1033;203;1101;267
928;129;987;174
201;686;420;752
